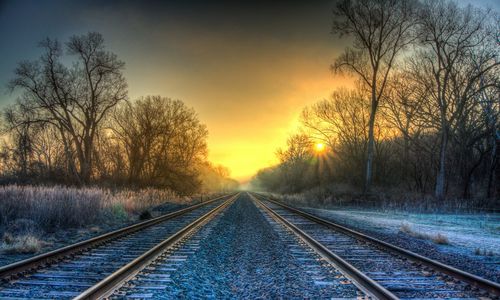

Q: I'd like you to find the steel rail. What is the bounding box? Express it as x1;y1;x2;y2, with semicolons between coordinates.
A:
250;193;398;300
253;192;500;297
0;193;235;280
74;193;239;300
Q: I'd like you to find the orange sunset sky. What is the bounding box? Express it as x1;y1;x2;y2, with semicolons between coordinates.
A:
1;0;496;182
114;2;354;182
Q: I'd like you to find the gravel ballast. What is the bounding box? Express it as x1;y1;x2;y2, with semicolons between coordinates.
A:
117;193;360;299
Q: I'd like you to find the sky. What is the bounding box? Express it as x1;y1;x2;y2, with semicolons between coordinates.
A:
0;0;498;182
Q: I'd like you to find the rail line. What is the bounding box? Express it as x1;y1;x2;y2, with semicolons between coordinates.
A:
251;192;500;299
0;193;238;299
111;192;363;299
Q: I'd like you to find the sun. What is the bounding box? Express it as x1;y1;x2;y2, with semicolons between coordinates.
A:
314;143;326;152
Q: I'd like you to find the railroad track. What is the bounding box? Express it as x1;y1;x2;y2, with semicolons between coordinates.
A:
107;199;232;299
111;192;362;299
251;192;500;300
0;193;238;300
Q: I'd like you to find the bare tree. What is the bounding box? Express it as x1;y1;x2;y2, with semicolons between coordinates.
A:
413;0;499;199
277;134;312;164
253;1;499;202
302;88;371;183
478;19;500;198
480;80;500;198
275;134;314;192
332;0;416;192
381;71;434;188
198;163;238;193
111;96;208;193
7;32;127;183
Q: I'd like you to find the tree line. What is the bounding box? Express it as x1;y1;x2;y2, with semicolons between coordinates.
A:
252;0;499;200
0;32;238;194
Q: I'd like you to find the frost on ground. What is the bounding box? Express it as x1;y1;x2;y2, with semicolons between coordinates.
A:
301;206;500;280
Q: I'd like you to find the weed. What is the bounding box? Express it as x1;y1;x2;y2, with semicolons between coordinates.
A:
1;234;46;254
89;226;101;233
399;222;449;245
432;233;449;245
2;232;14;244
474;248;496;256
400;222;412;234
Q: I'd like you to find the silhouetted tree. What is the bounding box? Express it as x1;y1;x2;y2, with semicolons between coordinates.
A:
7;32;127;184
332;0;417;193
302;88;371;184
111;96;208;193
412;0;498;199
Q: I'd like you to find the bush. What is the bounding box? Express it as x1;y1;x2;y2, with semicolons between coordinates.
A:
111;204;129;221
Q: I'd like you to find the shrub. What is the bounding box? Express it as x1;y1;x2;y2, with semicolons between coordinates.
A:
111;204;129;221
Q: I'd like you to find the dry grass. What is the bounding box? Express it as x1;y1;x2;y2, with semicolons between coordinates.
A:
0;185;220;254
1;233;47;254
399;222;414;235
399;222;449;245
474;248;495;256
109;188;189;214
89;226;101;233
432;233;449;245
0;185;188;233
